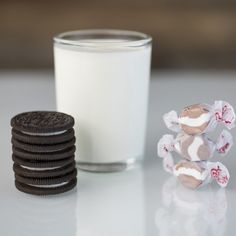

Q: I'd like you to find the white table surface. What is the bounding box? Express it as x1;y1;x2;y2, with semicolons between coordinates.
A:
0;71;236;236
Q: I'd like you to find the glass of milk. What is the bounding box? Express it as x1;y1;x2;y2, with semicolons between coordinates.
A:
54;29;152;172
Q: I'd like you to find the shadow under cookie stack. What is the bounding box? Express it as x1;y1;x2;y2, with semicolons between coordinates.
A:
11;111;77;195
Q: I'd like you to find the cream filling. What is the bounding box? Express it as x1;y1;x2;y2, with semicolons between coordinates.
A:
178;113;211;127
21;130;67;136
28;181;69;188
187;136;203;161
174;166;208;181
21;165;60;171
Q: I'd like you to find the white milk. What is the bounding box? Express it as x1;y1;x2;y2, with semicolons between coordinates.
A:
54;40;151;164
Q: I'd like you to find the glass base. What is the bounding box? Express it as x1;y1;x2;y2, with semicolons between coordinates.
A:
76;157;140;173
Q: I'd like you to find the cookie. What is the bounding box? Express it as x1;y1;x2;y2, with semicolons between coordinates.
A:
15;178;77;195
11;111;77;195
11;128;75;145
12;137;76;153
15;169;77;186
11;111;74;133
12;145;76;161
12;155;75;168
13;161;76;178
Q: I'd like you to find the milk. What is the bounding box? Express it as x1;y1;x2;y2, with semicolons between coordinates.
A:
54;40;151;164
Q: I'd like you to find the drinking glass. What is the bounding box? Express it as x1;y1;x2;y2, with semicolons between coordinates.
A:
54;29;152;172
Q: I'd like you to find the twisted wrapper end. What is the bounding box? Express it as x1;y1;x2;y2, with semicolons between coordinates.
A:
157;134;175;173
213;101;236;130
206;161;230;187
157;134;175;158
216;129;233;156
163;110;181;133
162;154;174;173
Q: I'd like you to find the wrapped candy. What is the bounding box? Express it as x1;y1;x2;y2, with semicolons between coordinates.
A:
158;100;234;189
172;160;230;189
159;152;230;188
158;130;233;162
164;100;235;135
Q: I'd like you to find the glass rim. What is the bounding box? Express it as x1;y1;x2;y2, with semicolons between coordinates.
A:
53;29;152;48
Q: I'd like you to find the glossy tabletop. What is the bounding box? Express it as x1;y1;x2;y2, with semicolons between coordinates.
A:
0;71;236;236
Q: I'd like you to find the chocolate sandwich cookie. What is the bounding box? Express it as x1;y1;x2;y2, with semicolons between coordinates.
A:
15;169;77;186
13;161;76;178
12;137;76;153
11;128;75;145
15;178;77;195
11;111;74;134
12;155;75;168
12;145;76;161
11;111;77;195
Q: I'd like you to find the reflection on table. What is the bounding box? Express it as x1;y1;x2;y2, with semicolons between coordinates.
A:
9;190;77;236
76;168;145;236
155;177;227;236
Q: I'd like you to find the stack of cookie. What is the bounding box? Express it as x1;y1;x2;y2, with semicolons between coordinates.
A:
11;111;77;195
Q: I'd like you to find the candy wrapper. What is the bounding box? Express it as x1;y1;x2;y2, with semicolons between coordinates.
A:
157;131;231;188
157;100;234;189
158;130;233;162
164;100;235;135
172;160;230;189
160;157;230;189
